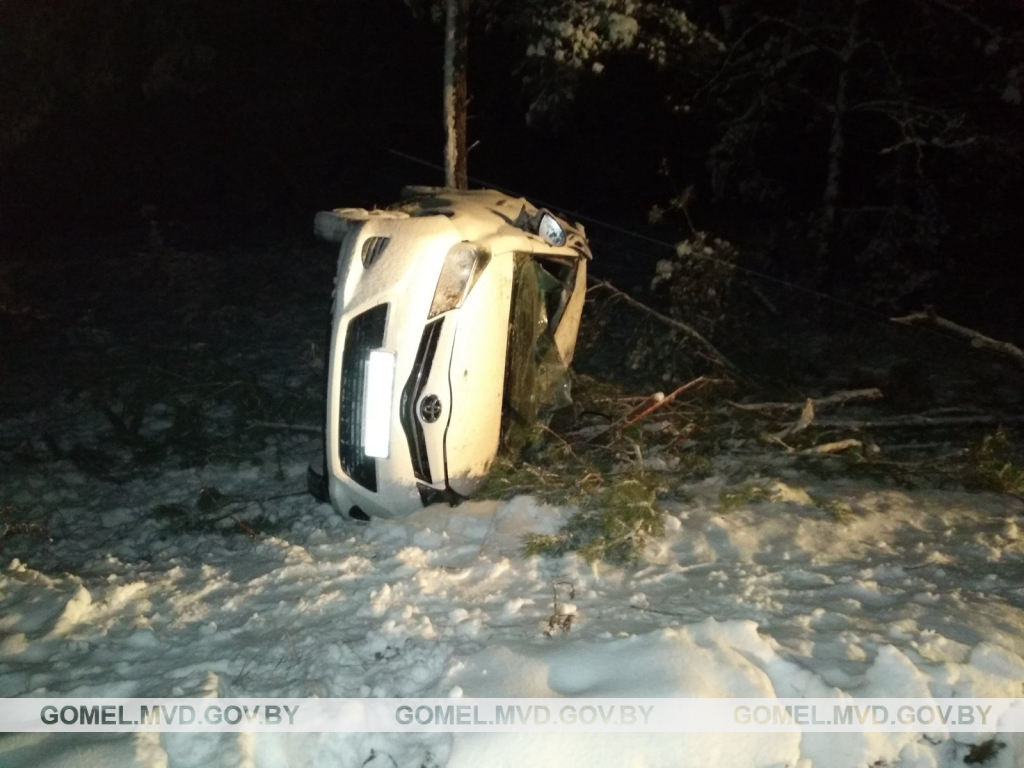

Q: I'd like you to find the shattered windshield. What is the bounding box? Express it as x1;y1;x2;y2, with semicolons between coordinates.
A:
502;254;577;455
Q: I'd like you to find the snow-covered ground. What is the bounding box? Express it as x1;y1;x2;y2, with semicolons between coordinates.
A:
3;250;1024;767
3;404;1024;767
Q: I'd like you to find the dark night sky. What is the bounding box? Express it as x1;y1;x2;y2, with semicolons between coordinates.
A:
1;0;678;242
2;0;1022;328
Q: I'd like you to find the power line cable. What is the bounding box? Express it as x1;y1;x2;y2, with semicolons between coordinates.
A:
386;148;986;352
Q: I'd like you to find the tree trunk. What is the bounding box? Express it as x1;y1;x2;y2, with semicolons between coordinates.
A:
819;5;860;285
443;0;469;190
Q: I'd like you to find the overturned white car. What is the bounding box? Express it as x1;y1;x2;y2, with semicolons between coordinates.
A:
309;187;592;520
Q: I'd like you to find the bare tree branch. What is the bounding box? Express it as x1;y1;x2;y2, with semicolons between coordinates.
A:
919;0;1002;41
892;310;1024;369
587;279;740;373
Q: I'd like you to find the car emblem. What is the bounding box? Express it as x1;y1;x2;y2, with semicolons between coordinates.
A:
419;395;442;423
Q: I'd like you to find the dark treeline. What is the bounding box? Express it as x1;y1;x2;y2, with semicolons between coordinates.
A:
2;0;1022;326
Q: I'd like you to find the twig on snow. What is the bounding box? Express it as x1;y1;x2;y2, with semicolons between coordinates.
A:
232;516;261;538
801;439;863;455
615;377;716;434
773;398;815;440
813;414;1024;430
730;388;883;413
544;581;577;637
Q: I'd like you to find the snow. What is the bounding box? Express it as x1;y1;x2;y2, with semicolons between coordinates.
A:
3;401;1024;766
605;13;639;48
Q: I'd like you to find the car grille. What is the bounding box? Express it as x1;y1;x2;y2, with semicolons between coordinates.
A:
339;304;389;491
400;318;444;484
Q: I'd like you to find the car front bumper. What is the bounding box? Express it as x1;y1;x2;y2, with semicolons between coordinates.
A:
325;217;461;519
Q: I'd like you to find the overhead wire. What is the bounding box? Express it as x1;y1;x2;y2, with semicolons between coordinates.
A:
387;148;989;353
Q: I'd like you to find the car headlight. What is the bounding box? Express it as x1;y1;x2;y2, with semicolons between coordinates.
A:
362;350;396;458
428;242;489;318
537;211;567;246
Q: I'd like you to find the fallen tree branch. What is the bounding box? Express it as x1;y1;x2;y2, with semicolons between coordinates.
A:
813;414;1024;430
204;491;309;524
623;393;669;423
538;423;584;464
892;310;1024;370
731;388;883;413
232;516;261;539
802;439;862;455
587;278;740;373
773;398;815;440
1;504;51;553
605;377;717;439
